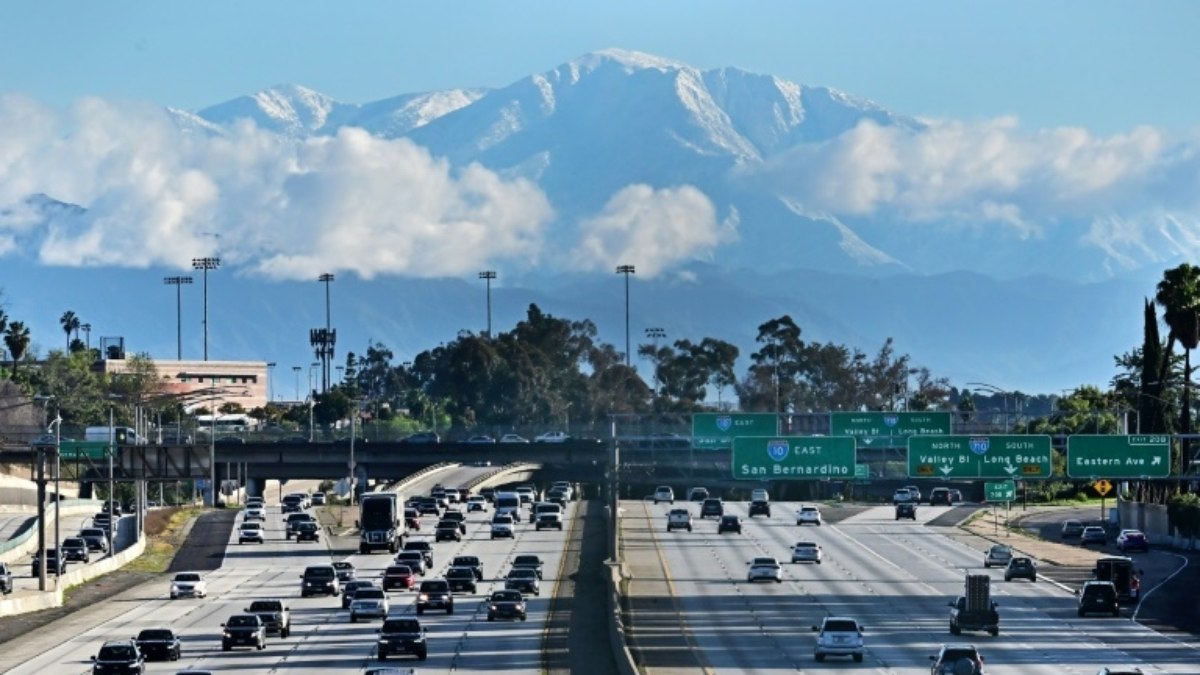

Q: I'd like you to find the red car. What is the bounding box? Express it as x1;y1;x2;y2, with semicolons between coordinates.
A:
404;508;421;531
382;565;415;591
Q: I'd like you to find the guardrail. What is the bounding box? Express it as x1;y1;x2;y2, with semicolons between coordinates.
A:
0;499;104;563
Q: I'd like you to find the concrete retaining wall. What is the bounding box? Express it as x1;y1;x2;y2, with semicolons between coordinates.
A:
606;560;640;675
0;536;146;616
0;499;104;563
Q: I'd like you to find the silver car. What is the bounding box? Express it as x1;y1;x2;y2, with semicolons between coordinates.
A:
791;541;823;565
349;587;389;622
983;544;1013;568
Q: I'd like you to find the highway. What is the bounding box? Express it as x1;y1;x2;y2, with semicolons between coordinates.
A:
621;498;1199;674
3;465;573;675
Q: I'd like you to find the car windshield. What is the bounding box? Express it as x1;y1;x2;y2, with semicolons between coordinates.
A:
333;562;352;570
227;616;258;627
137;629;173;640
514;556;540;565
249;601;281;611
175;573;200;582
304;567;334;578
348;581;375;591
64;538;84;546
386;566;411;575
509;569;536;579
823;620;858;632
492;590;523;601
420;582;449;592
355;589;385;600
448;568;474;578
795;542;817;549
990;546;1011;555
453;557;478;565
752;558;778;566
98;645;136;659
81;529;103;537
382;619;420;633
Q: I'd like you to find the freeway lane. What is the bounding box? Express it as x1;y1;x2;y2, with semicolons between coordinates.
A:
624;500;1200;674
3;465;573;675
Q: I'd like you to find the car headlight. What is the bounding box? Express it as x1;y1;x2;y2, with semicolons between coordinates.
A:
490;604;498;610
419;593;428;601
223;632;232;638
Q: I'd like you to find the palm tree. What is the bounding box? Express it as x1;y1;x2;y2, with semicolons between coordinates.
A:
1155;263;1200;475
3;321;30;378
60;311;80;352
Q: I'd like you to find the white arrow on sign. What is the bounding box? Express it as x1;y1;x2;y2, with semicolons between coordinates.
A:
861;438;874;445
1152;456;1162;465
1004;466;1018;475
939;465;954;475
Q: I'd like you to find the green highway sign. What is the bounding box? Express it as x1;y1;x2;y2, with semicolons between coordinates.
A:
831;412;952;439
985;480;1016;502
732;436;856;480
58;441;110;460
907;435;1053;479
692;413;777;450
1066;435;1172;478
854;463;870;479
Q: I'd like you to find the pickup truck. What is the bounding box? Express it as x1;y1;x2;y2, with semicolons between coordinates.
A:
949;574;999;636
245;599;291;637
0;562;13;594
667;509;693;532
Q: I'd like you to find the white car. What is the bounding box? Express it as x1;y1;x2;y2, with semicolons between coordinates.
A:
892;488;914;505
751;488;770;503
467;495;488;512
534;431;570;443
747;557;783;583
499;434;531;443
170;572;207;599
443;488;461;503
653;486;675;504
812;616;865;662
348;587;389;622
796;505;822;526
243;505;266;521
791;541;822;564
984;544;1014;568
491;514;515;539
238;521;264;544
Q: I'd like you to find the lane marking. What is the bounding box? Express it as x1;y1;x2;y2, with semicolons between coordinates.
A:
642;500;716;675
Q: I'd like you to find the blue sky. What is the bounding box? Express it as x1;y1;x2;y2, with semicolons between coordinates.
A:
2;1;1196;134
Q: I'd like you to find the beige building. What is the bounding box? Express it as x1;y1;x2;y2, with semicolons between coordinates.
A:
100;359;269;412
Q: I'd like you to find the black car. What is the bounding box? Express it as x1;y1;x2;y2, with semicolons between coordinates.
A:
512;554;544;580
929;645;985;675
416;579;454;615
1005;557;1037;582
700;498;724;519
376;616;427;661
342;580;378;609
451;555;484;580
748;500;771;517
505;568;541;596
895;503;917;520
1078;581;1120;617
441;509;468;533
928;488;953;506
221;614;267;650
133;628;181;661
445;566;478;593
417;498;441;516
717;515;742;534
294;521;321;542
299;565;340;597
32;548;67;575
435;521;462;542
61;536;91;563
487;589;527;621
91;639;145;674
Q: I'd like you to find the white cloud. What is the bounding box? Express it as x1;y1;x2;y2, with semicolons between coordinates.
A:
568;184;737;276
0;95;554;280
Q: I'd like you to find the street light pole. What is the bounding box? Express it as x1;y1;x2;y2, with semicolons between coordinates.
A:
191;258;220;361
163;276;193;360
292;366;301;401
317;273;335;393
108;405;115;556
479;270;496;338
267;362;276;402
616;265;636;368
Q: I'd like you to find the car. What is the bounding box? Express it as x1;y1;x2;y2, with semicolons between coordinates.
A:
687;487;710;502
983;544;1013;568
299;564;340;597
443;488;462;504
169;572;207;599
221;614;267;651
1004;557;1037;582
376;616;428;661
244;598;291;637
512;554;545;579
652;486;675;504
281;494;304;513
451;555;484;580
1116;529;1149;553
294;521;321;542
243;505;266;521
667;508;693;532
929;644;986;674
1077;580;1121;617
403;540;435;567
342;580;379;608
717;514;743;534
747;557;783;583
404;507;422;530
791;540;823;564
435;520;463;542
534;431;570;443
699;497;724;519
90;639;145;674
441;509;467;532
480;487;497;502
31;548;66;575
499;433;530;443
381;565;416;591
350;587;390;622
332;560;357;582
1095;669;1145;675
283;512;316;539
893;488;914;505
949;489;964;503
546;488;569;506
796;505;822;526
812;616;864;662
895;503;917;520
748;499;771;517
401;431;441;444
1061;519;1085;539
467;495;488;512
515;485;538;504
394;552;427;576
416;579;454;614
750;488;770;502
928;487;953;505
238;521;265;544
491;514;515;539
0;562;13;594
534;503;564;530
417;498;441;516
465;434;496;444
505;567;541;595
61;536;91;563
133;628;180;661
79;527;109;553
551;481;575;500
904;485;922;503
487;589;528;621
310;492;326;505
445;566;478;593
1081;526;1108;546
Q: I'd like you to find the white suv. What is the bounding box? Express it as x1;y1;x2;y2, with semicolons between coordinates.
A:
490;514;515;539
796;505;823;526
653;486;675;504
812;616;865;662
